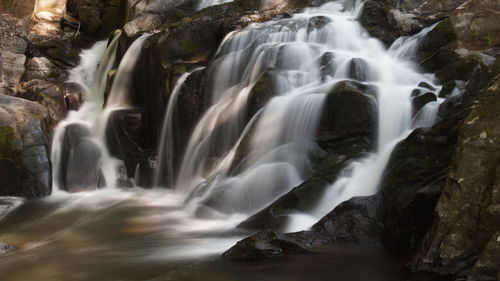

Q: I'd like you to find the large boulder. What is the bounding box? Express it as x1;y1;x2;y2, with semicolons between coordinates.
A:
0;95;51;198
413;73;500;279
225;194;384;260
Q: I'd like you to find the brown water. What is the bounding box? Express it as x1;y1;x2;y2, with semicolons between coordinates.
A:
0;190;430;281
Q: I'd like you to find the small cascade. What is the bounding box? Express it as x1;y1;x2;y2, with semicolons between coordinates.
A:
287;12;442;230
51;31;151;192
154;68;205;188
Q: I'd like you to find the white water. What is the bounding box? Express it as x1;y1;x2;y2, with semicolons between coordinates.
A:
45;0;445;260
154;68;204;188
286;4;442;231
51;31;151;192
197;0;233;10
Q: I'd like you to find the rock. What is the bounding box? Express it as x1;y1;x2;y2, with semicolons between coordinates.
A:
0;14;27;54
0;51;27;87
229;194;383;260
470;232;500;280
307;16;332;33
416;19;457;67
66;0;126;37
0;242;17;254
58;124;105;192
348;58;369;82
223;230;309;260
412;92;437;114
449;0;500;50
318;80;377;153
247;71;278;121
360;0;400;45
309;194;384;245
20;79;67;129
23;57;61;82
319;52;335;81
124;14;163;38
413;73;500;279
63;82;85;111
0;95;51;198
105;108;148;179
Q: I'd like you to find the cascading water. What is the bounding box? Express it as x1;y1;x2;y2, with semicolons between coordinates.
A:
285;6;442;231
157;0;441;226
51;31;151;192
0;1;449;279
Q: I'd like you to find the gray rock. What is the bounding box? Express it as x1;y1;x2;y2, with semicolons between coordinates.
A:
0;51;26;86
23;57;61;82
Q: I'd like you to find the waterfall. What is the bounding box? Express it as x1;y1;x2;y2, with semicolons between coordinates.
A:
285;7;442;231
154;68;205;188
149;0;444;226
51;31;150;192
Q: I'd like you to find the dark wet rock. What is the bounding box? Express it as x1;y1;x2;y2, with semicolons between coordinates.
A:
0;242;17;254
223;230;309;260
416;19;457;67
66;0;127;37
412;73;500;278
309;194;384;245
348;58;369;82
319;52;335;81
58;124;104;192
0;95;51;198
318;80;377;153
360;0;400;46
105;108;149;179
228;194;384;260
246;71;278;120
412;92;437;114
307;16;332;33
469;232;500;280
